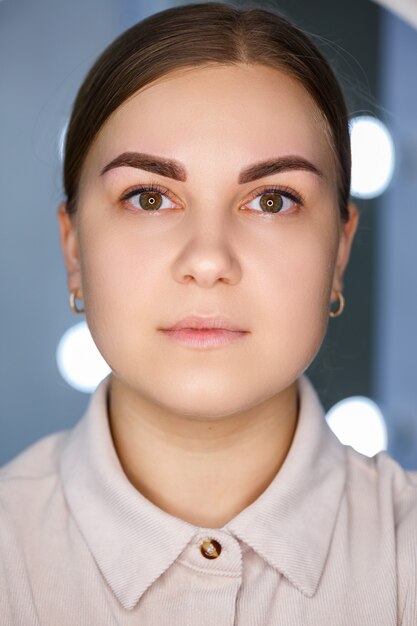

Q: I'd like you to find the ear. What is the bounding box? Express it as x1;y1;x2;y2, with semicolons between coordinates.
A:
331;201;360;298
57;201;83;297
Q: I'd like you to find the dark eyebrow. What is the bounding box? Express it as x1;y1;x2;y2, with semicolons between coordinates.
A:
100;152;187;181
100;151;324;183
238;155;324;183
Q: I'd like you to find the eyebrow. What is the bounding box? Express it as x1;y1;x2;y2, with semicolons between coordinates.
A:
100;151;324;183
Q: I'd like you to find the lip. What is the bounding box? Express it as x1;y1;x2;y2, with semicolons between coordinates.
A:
160;315;247;332
159;327;248;348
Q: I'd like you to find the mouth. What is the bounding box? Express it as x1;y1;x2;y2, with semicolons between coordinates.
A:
159;327;248;348
161;314;247;332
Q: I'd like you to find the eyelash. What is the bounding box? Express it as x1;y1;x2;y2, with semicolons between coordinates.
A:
120;182;305;215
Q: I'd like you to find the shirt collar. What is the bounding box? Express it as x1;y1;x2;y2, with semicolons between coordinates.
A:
59;372;346;610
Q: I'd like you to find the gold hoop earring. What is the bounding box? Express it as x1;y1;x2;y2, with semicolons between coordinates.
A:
69;289;85;314
329;290;345;318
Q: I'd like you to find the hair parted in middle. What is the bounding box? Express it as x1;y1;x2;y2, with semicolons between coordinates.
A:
63;1;351;223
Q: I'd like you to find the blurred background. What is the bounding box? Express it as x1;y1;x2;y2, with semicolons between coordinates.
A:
0;0;416;468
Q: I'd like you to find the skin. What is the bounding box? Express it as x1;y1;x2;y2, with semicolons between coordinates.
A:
58;63;359;529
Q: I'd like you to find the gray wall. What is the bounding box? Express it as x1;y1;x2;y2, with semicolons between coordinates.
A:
374;10;417;469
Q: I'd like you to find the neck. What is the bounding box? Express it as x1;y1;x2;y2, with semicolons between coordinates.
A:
107;374;299;529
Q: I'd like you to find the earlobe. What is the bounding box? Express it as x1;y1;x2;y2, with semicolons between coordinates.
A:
57;201;82;294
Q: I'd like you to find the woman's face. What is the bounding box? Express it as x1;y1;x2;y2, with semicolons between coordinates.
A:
58;63;358;418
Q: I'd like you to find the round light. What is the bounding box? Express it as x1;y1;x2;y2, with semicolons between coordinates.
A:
349;115;395;199
56;321;111;393
326;396;388;457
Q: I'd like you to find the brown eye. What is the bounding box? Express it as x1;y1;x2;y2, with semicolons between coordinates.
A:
139;191;163;211
245;188;300;215
121;185;176;212
259;192;284;213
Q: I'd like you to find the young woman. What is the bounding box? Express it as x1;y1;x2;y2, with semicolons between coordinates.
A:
1;3;416;624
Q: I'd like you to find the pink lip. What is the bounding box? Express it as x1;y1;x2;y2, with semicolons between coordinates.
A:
161;315;246;332
159;327;248;348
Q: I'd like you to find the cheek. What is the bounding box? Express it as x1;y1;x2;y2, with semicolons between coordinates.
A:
255;225;337;376
78;221;158;364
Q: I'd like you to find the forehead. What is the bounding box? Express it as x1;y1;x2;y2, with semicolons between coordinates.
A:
86;63;335;184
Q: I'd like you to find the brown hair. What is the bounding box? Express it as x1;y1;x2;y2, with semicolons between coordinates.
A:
63;1;351;222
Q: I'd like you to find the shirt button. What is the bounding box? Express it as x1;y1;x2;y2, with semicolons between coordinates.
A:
200;538;222;559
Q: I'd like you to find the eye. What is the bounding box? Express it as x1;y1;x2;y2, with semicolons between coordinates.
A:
120;182;304;215
243;186;303;215
121;183;177;212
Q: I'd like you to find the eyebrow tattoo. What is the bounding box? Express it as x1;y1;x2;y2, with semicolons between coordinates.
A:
100;151;324;183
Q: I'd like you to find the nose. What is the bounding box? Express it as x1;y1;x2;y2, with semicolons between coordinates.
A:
171;211;242;288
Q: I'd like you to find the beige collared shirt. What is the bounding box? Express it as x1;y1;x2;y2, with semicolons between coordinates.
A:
0;373;416;625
